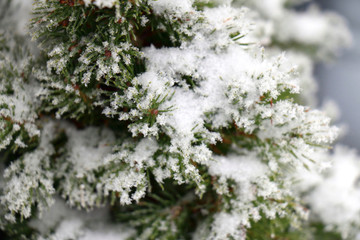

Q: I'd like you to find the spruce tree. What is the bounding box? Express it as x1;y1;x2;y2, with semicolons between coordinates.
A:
0;0;359;239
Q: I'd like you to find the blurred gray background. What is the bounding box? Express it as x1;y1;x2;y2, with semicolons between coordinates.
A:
315;0;360;150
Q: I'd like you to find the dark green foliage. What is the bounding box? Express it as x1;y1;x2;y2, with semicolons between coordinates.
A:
29;0;194;121
311;223;342;240
247;215;310;240
113;179;220;240
0;221;36;240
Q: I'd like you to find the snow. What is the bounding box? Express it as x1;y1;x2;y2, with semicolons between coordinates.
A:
64;125;115;178
1;0;358;238
30;199;135;240
209;154;267;183
306;146;360;238
84;0;117;8
149;0;194;16
209;212;247;240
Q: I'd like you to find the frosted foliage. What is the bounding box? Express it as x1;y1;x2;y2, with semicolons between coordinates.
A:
1;121;56;222
0;79;40;149
207;153;289;229
298;146;360;238
95;0;340;231
284;51;318;105
291;148;331;193
0;39;40;150
265;48;319;106
101;138;158;204
1;0;357;239
32;0;142;120
57;124;159;207
105;3;337;199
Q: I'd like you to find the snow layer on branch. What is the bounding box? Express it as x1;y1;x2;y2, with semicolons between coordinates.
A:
209;212;247;240
65;125;115;178
30;199;135;240
83;0;117;8
149;0;194;15
84;0;195;16
56;123;116;208
209;153;267;195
